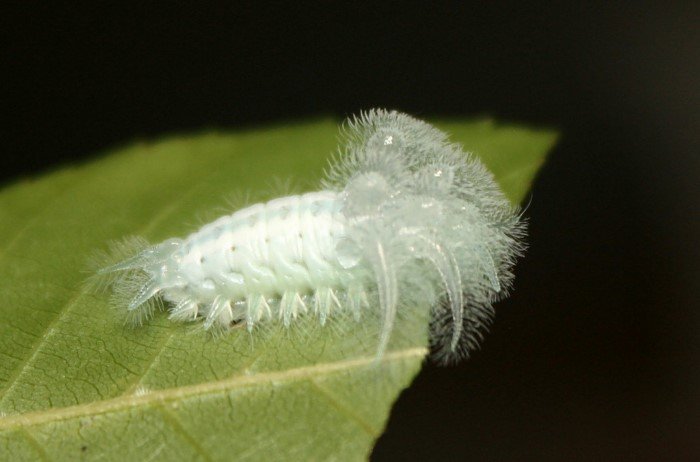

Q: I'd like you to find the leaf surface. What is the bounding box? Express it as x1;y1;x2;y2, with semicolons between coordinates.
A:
0;118;556;461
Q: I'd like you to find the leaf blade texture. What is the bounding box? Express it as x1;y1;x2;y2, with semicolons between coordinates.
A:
0;118;556;461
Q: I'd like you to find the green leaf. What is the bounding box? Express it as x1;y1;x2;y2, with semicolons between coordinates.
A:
0;117;556;461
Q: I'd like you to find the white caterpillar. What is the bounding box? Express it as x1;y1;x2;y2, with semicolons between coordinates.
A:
96;110;526;363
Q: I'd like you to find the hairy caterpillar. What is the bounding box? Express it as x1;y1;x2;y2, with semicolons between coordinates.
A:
95;110;526;363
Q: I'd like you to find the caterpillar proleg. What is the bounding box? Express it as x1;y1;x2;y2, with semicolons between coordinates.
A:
95;110;526;363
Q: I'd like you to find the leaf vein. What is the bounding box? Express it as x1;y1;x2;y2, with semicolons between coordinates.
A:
19;428;50;462
308;379;379;436
0;290;85;404
0;348;426;431
157;404;213;462
0;173;217;403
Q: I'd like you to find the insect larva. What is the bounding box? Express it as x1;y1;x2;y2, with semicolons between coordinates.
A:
95;109;526;363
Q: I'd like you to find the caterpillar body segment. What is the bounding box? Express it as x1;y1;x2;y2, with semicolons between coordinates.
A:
98;110;526;363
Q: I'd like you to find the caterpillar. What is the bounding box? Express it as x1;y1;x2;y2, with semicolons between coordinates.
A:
95;110;526;363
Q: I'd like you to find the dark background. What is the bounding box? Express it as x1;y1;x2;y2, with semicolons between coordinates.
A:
3;2;699;460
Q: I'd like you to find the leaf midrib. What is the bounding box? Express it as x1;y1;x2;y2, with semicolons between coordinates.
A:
0;347;427;431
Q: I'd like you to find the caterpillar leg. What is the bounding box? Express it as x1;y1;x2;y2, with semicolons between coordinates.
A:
204;296;233;329
279;291;308;327
246;294;271;331
313;288;342;326
169;298;199;321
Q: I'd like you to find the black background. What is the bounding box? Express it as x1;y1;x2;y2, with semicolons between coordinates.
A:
3;2;699;460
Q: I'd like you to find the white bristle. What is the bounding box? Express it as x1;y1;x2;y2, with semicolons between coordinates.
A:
91;110;526;363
